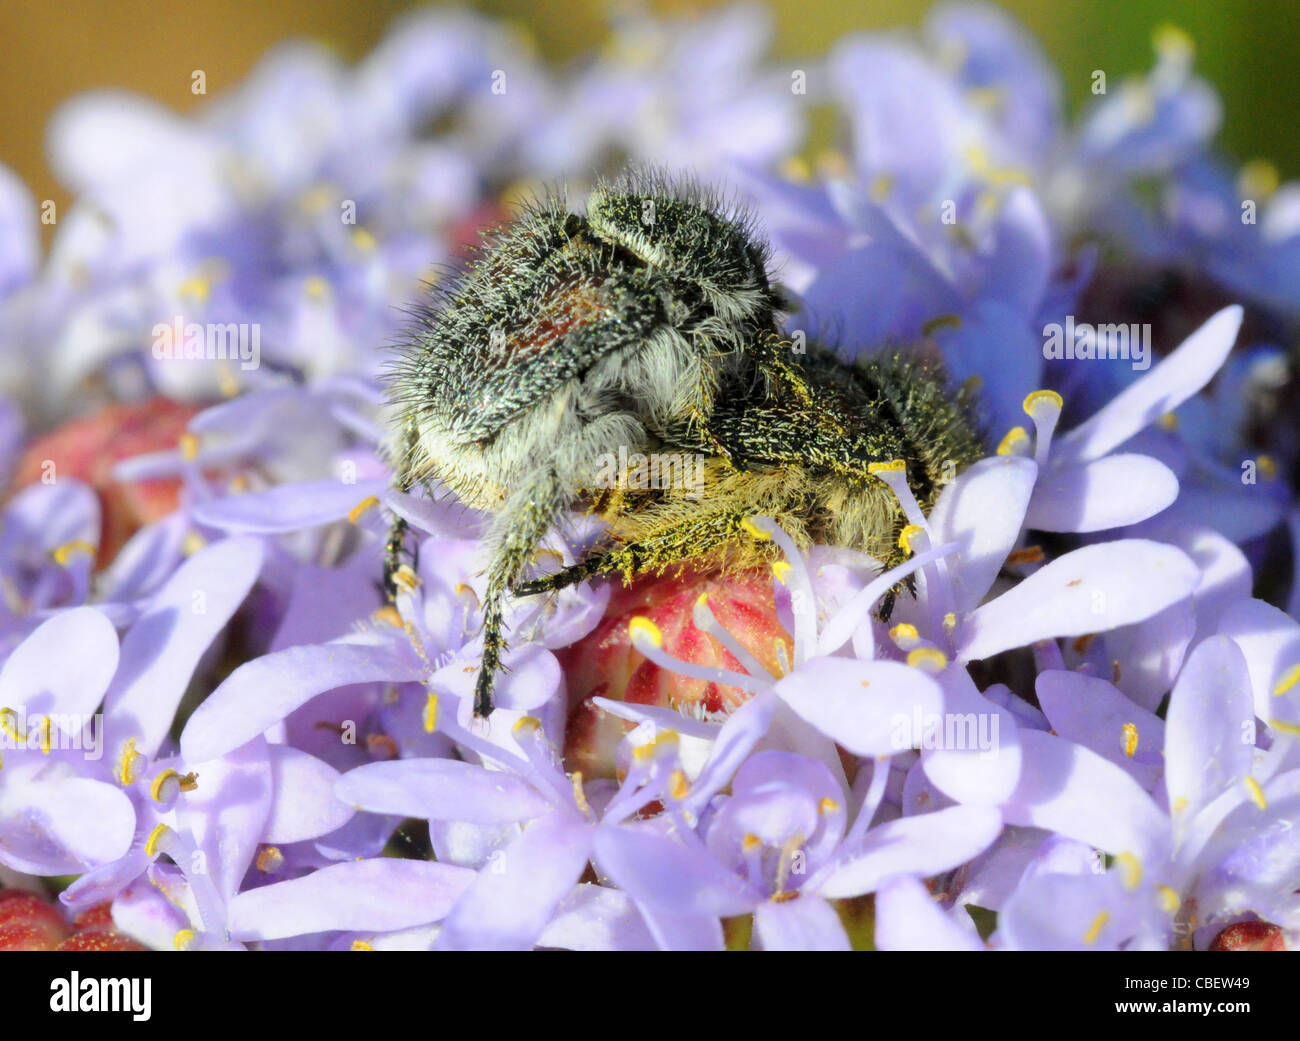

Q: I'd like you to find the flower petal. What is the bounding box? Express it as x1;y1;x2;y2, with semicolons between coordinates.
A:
335;758;553;824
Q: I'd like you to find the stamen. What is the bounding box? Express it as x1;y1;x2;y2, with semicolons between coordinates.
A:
868;461;926;529
173;929;197;951
1121;723;1139;758
348;495;381;524
1243;776;1267;810
351;939;375;951
1113;851;1142;890
1272;664;1300;697
693;594;769;680
746;517;816;666
889;622;921;651
256;846;284;873
151;768;181;805
52;540;95;567
1083;910;1109;944
145;824;179;859
423;692;439;734
178;433;200;462
118;738;146;786
1157;886;1181;913
997;426;1031;457
907;647;948;674
1023;390;1063;468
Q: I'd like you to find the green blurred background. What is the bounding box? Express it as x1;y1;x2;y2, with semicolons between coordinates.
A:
4;0;1298;218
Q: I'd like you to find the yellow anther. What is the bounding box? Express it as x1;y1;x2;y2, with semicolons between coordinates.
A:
52;540;95;567
1121;722;1139;758
1157;886;1181;913
1257;454;1278;480
921;313;962;337
150;768;180;803
1157;412;1179;431
868;459;907;474
965;86;1005;112
695;592;710;610
668;770;690;800
889;622;920;645
907;647;949;672
392;565;419;593
741;517;772;540
942;612;958;633
35;716;50;755
256;846;284;873
1244;776;1267;810
372;605;403;628
512;715;542;737
348;495;380;524
0;708;21;742
1268;717;1300;736
173;929;197;951
1114;851;1142;890
1152;23;1194;60
423;693;439;734
868;173;894;203
117;738;144;786
570;772;590;816
1172;796;1188;814
351;228;377;252
742;833;763;853
771;560;792;585
177;276;211;303
898;524;923;553
145;823;173;859
178;432;200;461
1272;664;1300;697
818;797;841;816
628;616;663;649
304;276;330;299
1022;389;1063;415
182;531;207;556
351;939;375;951
778;156;812;183
1083;910;1109;944
179;772;199;792
1238;159;1280;201
997;426;1030;456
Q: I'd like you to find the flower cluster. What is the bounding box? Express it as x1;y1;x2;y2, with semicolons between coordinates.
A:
0;3;1297;950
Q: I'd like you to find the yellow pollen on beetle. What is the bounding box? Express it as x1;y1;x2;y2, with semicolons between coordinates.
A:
1272;664;1300;697
741;517;772;541
1121;723;1139;758
628;616;664;649
351;939;375;951
997;426;1030;456
1114;852;1142;890
898;524;923;553
150;768;180;803
118;737;144;785
173;929;197;951
423;693;439;734
868;459;907;474
771;560;792;585
1243;776;1267;810
348;495;380;524
1022;389;1063;415
52;540;95;567
1157;886;1181;913
907;647;948;672
1083;910;1109;944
